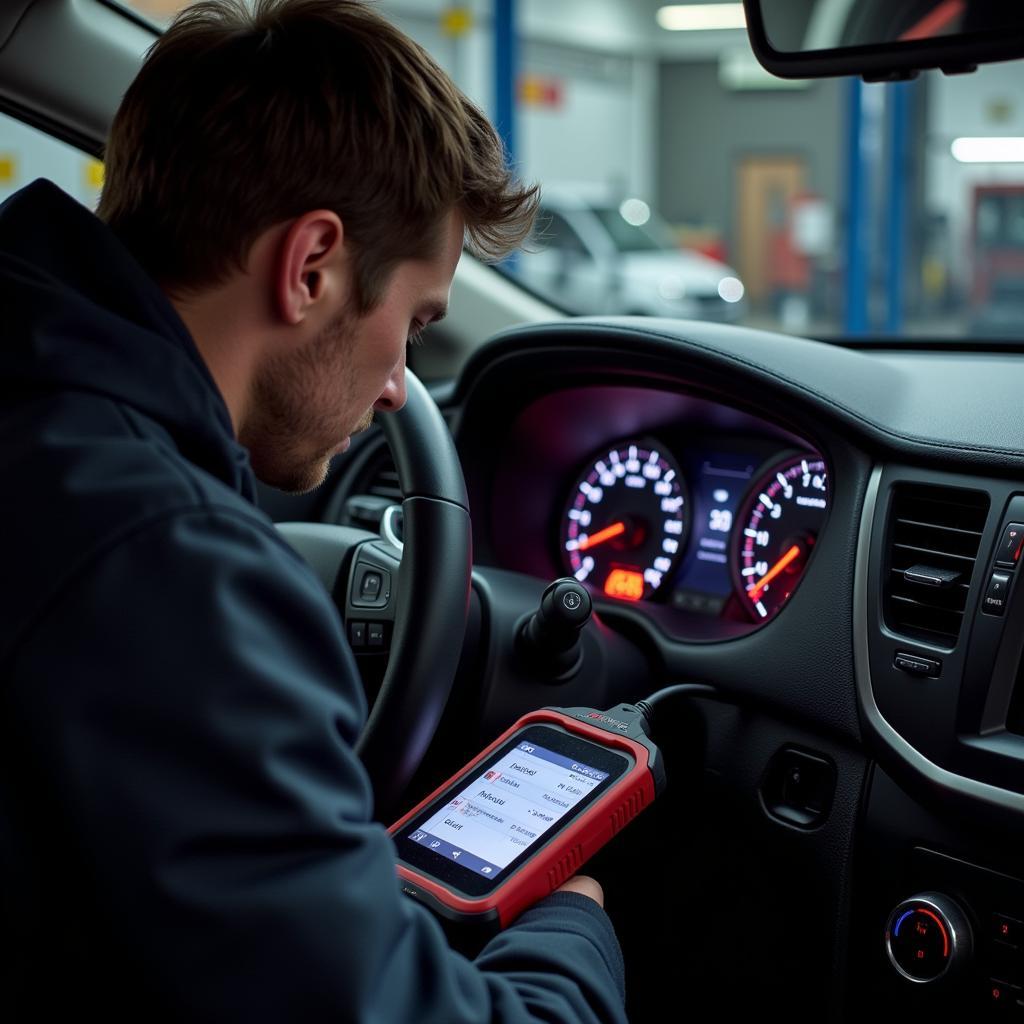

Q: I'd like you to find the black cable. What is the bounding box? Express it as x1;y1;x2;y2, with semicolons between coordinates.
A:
635;682;723;729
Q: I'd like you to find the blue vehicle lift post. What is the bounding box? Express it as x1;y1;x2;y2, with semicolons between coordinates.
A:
884;80;912;335
493;0;518;271
494;0;516;167
843;77;871;335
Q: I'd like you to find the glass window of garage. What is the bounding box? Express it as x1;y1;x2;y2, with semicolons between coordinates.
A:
0;113;103;210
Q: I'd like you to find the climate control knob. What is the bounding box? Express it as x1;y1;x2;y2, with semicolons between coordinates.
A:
885;892;972;983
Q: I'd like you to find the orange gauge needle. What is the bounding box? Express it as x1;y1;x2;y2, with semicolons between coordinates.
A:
750;543;802;601
578;521;627;551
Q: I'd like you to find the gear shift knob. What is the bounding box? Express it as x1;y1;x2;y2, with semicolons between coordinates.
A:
518;578;592;679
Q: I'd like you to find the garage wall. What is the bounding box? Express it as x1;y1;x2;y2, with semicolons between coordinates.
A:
519;41;637;197
383;3;656;201
657;61;843;257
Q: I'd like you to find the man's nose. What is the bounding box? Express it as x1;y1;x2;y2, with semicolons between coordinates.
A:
373;359;407;413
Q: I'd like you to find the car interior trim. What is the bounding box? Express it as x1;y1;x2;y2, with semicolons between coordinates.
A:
854;464;1024;816
472;320;1024;465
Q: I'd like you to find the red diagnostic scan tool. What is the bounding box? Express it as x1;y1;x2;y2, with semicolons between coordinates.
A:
389;702;666;932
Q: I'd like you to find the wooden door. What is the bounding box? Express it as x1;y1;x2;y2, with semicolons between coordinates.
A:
736;156;806;305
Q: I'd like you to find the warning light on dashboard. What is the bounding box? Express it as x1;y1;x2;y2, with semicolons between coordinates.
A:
604;569;644;601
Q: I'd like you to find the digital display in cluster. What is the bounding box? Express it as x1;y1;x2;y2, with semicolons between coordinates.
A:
670;451;758;614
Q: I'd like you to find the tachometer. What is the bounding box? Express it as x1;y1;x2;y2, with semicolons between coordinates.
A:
562;441;688;601
732;454;828;621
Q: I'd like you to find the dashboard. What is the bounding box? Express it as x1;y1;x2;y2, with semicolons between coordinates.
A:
292;316;1024;1022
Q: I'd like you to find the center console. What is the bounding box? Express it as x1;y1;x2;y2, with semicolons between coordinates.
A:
853;465;1024;1017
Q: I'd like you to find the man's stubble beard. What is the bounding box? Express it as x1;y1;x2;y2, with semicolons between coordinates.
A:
243;306;368;494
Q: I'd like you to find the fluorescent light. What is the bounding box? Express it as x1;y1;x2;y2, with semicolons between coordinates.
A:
951;137;1024;163
657;4;746;31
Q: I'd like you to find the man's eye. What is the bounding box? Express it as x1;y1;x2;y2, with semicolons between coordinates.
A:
407;323;426;347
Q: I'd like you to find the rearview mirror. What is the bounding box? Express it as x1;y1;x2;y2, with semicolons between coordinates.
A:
742;0;1024;81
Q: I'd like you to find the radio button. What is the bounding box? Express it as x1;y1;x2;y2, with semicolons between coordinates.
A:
995;523;1024;569
983;572;1011;616
987;977;1020;1010
993;914;1024;949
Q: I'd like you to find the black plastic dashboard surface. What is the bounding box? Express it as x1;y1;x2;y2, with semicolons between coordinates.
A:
460;318;1024;470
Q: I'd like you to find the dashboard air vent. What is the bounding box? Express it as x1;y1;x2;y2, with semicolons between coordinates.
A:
339;442;403;531
362;451;402;503
339;405;456;529
883;483;989;647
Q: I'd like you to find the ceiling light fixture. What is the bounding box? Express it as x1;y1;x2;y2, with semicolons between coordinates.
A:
951;137;1024;163
657;4;746;31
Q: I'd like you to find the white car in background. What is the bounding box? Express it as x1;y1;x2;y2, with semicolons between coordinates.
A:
513;188;747;321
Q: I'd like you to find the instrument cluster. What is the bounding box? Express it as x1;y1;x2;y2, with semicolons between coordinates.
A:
558;437;828;623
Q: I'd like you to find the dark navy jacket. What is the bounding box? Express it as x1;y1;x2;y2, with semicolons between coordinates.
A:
0;181;627;1022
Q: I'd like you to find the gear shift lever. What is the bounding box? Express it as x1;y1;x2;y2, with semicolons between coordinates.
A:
517;577;593;680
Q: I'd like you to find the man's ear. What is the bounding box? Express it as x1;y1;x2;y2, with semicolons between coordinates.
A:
274;210;346;326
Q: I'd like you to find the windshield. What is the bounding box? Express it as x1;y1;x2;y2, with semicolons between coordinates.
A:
591;204;678;253
74;2;1024;341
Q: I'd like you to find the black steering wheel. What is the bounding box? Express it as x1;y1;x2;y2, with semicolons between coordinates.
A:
278;370;471;820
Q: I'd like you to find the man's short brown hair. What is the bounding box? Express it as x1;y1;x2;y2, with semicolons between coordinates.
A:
98;0;537;310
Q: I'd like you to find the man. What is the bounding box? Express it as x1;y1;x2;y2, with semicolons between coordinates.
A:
0;1;626;1020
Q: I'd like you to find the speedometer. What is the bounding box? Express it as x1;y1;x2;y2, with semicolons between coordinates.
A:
561;441;688;601
732;453;828;621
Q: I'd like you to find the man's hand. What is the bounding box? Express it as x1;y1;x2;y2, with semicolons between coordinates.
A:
556;875;604;907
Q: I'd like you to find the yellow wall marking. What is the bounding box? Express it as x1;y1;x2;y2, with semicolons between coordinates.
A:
441;6;473;37
85;159;105;190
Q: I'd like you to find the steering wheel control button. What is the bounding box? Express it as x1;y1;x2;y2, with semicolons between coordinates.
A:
368;622;385;648
995;524;1024;569
983;572;1012;616
349;622;367;648
885;894;971;984
351;562;392;609
894;652;942;677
